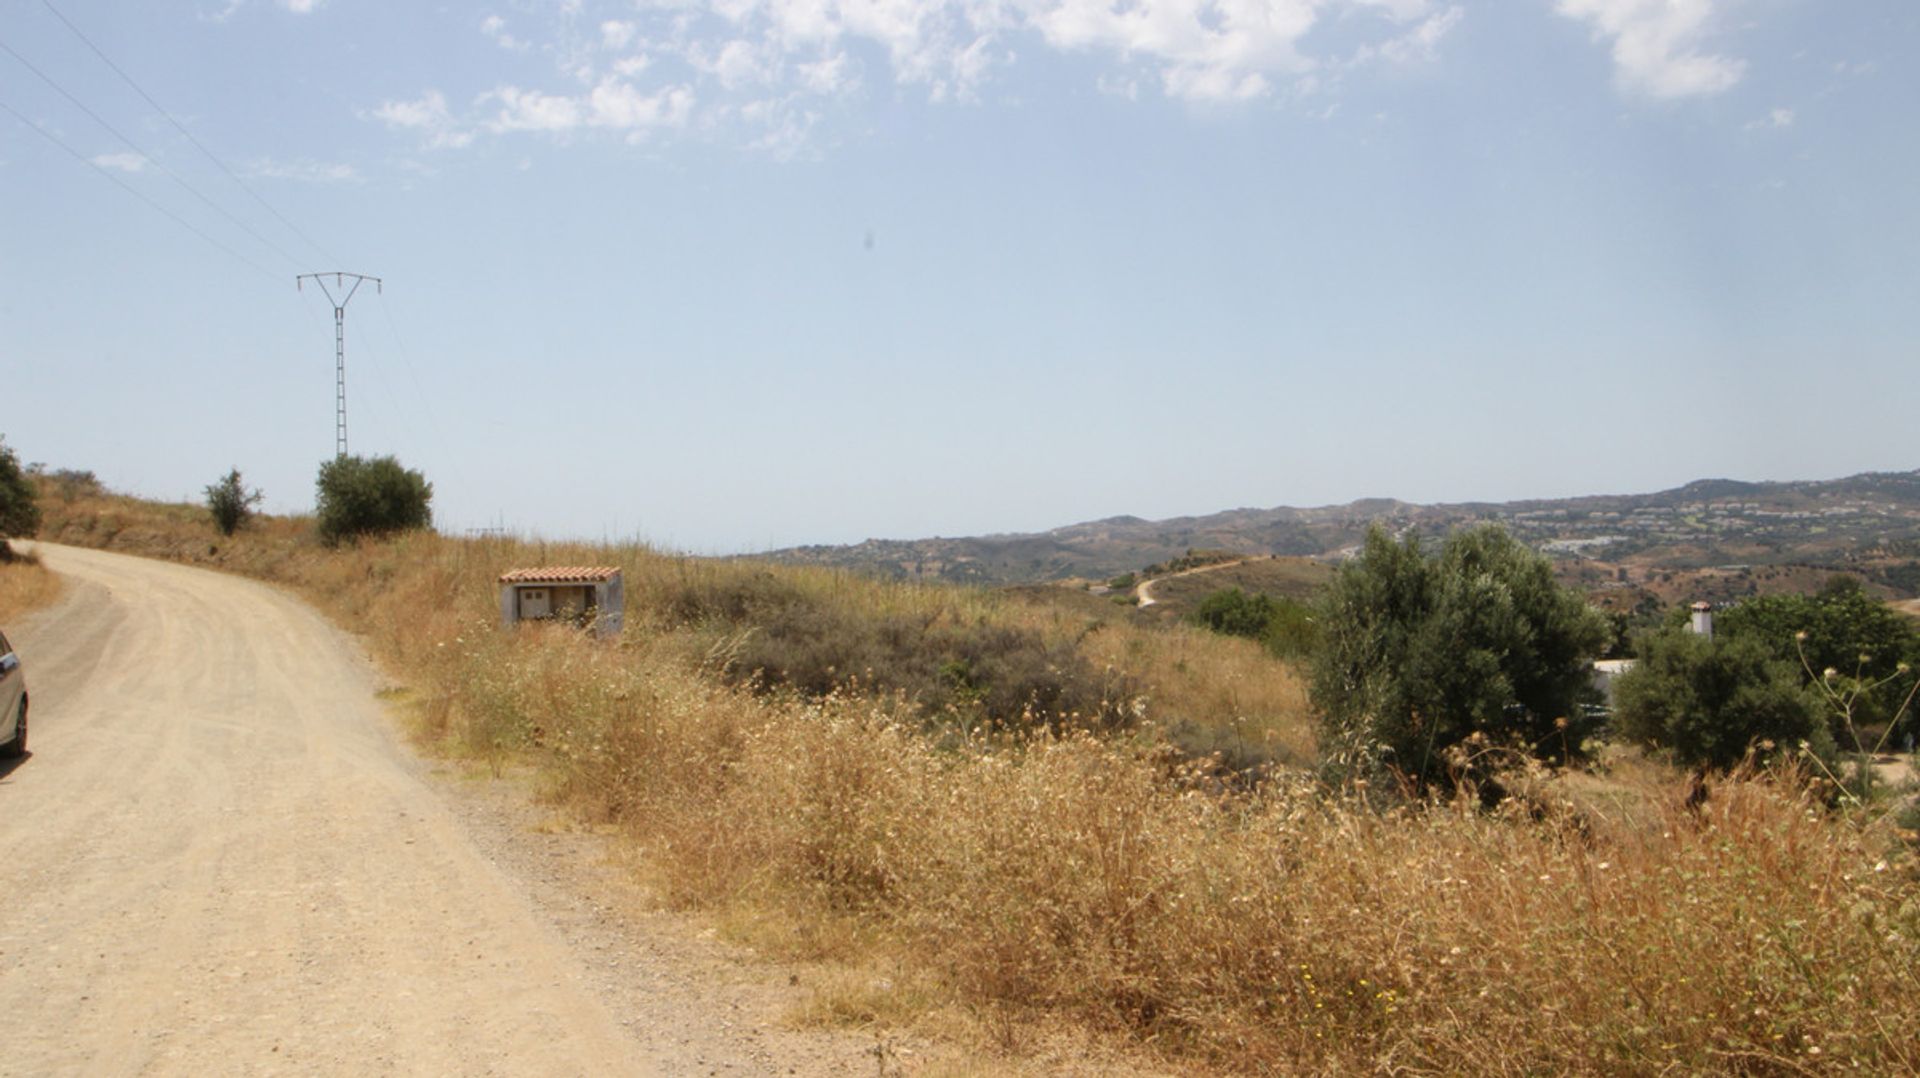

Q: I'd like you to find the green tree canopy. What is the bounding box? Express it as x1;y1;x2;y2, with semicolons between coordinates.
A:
314;455;432;545
0;437;41;543
1716;577;1920;736
1310;525;1609;788
1612;627;1830;771
1192;588;1281;639
1190;587;1320;660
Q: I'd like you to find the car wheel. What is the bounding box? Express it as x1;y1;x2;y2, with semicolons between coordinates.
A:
1;698;24;758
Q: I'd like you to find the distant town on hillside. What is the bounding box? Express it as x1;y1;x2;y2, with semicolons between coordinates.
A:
752;471;1920;603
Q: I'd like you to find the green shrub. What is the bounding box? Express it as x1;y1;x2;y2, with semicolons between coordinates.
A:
1259;596;1320;659
1192;587;1320;659
1310;525;1609;787
314;455;432;545
1612;627;1830;770
0;436;40;543
1717;577;1920;740
204;468;263;537
1192;587;1277;639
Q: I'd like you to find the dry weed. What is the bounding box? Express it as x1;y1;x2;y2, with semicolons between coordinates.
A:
0;546;63;622
36;489;1920;1074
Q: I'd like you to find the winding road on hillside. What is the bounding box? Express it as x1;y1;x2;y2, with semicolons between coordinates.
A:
1133;557;1254;608
0;545;871;1076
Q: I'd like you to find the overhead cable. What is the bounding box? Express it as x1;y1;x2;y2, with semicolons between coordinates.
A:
0;95;281;282
37;0;345;267
0;37;308;271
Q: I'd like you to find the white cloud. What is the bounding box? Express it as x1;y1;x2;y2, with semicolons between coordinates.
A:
588;79;698;130
205;0;318;19
1555;0;1745;99
736;98;823;159
602;19;639;48
1025;0;1335;101
1355;6;1463;67
247;157;361;183
1744;105;1792;131
91;152;148;173
475;80;696;137
371;89;475;149
639;0;1458;106
481;13;528;50
374;89;450;129
697;38;774;89
485;87;585;132
795;51;854;95
363;0;1481;154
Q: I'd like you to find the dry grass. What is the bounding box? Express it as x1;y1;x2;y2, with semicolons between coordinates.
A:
35;487;1920;1075
1139;556;1334;617
0;545;64;623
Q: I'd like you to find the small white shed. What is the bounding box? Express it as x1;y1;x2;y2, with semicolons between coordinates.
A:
499;566;624;638
1592;658;1637;705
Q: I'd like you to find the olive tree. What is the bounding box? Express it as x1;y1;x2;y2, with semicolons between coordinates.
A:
314;455;432;545
1612;627;1830;771
1310;525;1609;788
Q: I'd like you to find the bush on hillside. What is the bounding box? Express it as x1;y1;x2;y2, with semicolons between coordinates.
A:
1311;525;1609;789
0;437;41;547
204;468;264;537
314;455;432;545
712;601;1134;733
1193;587;1277;639
1192;587;1320;659
39;467;103;502
1612;627;1830;771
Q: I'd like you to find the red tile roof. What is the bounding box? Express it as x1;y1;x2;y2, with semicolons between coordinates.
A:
498;566;621;584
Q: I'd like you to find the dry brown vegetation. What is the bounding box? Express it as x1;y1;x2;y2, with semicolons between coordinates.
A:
34;485;1920;1074
0;545;63;623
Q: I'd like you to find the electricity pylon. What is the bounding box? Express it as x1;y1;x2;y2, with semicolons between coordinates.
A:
296;272;381;458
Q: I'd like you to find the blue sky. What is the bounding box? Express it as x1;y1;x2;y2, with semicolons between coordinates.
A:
2;1;1915;552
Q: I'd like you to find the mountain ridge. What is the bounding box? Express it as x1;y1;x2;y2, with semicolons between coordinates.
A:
750;469;1920;588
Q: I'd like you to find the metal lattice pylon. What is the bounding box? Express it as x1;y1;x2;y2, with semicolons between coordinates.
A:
296;272;381;458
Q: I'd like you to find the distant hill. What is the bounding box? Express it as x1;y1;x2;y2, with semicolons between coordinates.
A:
750;470;1920;593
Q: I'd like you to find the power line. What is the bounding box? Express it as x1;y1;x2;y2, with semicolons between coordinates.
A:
35;0;344;267
0;37;308;271
0;96;281;282
375;289;473;496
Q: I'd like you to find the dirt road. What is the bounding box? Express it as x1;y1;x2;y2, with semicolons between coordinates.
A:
0;545;868;1076
1133;558;1252;608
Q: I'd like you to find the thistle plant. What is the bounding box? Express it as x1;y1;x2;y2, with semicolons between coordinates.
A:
1795;630;1919;803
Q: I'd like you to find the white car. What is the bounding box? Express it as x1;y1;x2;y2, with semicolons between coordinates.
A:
0;628;25;757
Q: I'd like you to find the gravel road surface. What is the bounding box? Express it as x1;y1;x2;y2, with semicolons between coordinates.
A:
0;544;878;1077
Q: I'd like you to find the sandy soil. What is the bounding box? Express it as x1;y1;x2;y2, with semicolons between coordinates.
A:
0;544;888;1077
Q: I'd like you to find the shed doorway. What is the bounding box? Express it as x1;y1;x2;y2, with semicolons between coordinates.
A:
519;588;551;619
